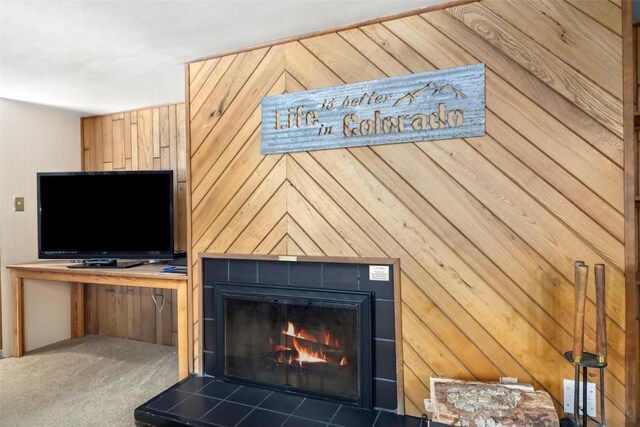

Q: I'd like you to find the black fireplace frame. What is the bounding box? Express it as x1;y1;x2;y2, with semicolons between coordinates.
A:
200;254;404;413
213;282;373;408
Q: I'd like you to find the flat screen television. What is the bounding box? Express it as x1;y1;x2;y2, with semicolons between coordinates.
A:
37;170;174;267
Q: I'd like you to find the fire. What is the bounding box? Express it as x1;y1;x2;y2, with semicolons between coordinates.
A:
293;338;327;364
278;321;347;366
283;322;341;348
322;330;340;347
283;322;316;342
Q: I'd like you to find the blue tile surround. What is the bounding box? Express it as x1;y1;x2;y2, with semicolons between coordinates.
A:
134;375;444;427
201;258;399;411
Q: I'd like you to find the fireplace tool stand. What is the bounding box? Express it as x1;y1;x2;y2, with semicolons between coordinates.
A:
560;351;607;427
559;262;607;427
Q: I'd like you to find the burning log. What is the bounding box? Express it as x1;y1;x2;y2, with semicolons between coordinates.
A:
279;321;347;366
262;321;349;368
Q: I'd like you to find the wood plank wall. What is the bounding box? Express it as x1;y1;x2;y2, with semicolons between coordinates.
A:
186;0;627;423
80;103;187;346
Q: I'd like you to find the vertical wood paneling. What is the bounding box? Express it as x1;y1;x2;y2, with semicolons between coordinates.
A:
139;288;157;343
186;0;629;424
92;118;103;171
80;101;187;347
126;287;139;340
169;105;177;153
82;119;94;171
160;106;170;148
102;116;112;163
124;112;132;159
97;288;106;335
152;108;161;158
84;284;96;334
112;118;125;169
154;290;165;344
130;123;139;169
161;146;170;169
137;109;153;170
176;104;187;182
177;182;188;250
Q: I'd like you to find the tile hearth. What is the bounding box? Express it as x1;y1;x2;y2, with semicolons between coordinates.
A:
135;375;439;427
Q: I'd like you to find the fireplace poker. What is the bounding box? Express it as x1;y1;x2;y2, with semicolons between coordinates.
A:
595;263;607;427
573;262;588;426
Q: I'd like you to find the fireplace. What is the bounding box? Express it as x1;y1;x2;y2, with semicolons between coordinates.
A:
214;283;372;407
201;256;402;413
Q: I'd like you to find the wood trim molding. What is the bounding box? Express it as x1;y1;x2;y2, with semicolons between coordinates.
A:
199;252;399;266
187;0;480;64
392;259;405;415
184;62;195;375
197;251;204;374
6;264;186;289
622;1;638;425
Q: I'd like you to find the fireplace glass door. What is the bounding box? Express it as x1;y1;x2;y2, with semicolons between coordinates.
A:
214;284;372;407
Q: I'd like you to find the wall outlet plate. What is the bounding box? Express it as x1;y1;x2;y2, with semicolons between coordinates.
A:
14;196;24;212
563;379;596;417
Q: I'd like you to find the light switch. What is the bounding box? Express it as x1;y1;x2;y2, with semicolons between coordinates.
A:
14;196;25;212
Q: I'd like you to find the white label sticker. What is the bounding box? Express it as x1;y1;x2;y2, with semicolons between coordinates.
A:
369;265;389;281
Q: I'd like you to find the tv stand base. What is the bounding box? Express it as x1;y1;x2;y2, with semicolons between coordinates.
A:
67;260;144;269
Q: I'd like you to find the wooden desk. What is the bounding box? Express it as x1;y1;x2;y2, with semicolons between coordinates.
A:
7;261;188;380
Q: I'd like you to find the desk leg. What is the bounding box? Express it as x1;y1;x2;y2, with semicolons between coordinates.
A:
71;283;85;338
11;272;24;357
177;282;188;380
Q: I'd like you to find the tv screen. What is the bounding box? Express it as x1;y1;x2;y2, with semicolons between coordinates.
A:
38;170;174;263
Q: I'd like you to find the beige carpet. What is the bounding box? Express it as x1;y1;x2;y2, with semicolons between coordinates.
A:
0;334;178;426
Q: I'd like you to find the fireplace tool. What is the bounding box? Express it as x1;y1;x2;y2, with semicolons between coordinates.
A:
559;262;607;427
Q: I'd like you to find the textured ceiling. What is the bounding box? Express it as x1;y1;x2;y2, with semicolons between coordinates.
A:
0;0;444;116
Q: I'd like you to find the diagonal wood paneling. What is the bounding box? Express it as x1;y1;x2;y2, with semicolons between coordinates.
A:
288;150;536;380
446;3;623;139
191;46;285;185
187;1;627;423
482;0;622;100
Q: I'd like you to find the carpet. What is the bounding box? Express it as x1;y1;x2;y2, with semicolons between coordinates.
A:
0;334;178;426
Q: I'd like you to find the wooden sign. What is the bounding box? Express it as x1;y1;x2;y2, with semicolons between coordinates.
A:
261;63;485;154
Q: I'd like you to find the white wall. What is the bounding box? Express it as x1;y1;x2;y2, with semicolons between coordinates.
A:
0;98;81;355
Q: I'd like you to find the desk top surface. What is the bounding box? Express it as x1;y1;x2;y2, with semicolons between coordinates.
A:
6;261;188;287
